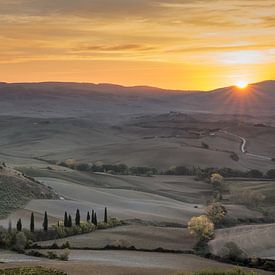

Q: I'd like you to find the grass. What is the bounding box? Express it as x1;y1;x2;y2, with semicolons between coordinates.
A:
0;179;29;218
0;267;67;275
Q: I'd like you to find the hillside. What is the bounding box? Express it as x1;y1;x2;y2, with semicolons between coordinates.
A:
0;81;274;119
0;164;57;218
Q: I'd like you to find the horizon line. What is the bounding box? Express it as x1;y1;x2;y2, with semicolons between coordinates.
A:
0;79;274;93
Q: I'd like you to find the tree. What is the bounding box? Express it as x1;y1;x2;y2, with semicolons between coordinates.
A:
94;212;98;226
30;212;35;232
104;207;108;223
91;210;95;224
68;215;72;227
16;219;22;232
206;203;227;225
43;211;48;231
188;215;214;241
64;212;68;227
211;173;224;188
75;209;80;226
87;211;90;223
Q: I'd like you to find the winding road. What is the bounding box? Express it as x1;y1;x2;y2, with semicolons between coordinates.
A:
220;130;272;161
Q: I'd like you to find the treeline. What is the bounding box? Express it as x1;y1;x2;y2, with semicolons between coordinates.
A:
46;158;275;179
164;166;275;179
57;160;158;176
54;159;275;179
0;207;123;251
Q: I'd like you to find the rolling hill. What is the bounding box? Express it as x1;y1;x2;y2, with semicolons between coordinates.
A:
0;81;274;119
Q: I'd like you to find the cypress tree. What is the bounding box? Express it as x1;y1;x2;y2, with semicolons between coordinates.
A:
104;207;108;223
16;219;22;231
64;212;68;227
75;209;80;226
94;212;98;226
30;212;35;232
91;209;95;224
87;211;90;223
8;220;12;233
43;211;48;231
68;215;72;227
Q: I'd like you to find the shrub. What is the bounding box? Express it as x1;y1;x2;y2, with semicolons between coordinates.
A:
202;142;209;149
220;242;247;261
47;251;58;259
59;249;70;261
14;232;27;252
230;152;239;162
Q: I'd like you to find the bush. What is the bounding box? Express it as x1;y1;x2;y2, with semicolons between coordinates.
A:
230;152;239;162
202;142;209;149
59;249;70;261
220;242;247;261
47;251;58;259
14;232;27;252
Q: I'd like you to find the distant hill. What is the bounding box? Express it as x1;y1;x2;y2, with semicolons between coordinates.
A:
0;80;274;119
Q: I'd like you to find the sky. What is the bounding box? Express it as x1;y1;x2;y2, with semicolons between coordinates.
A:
0;0;274;90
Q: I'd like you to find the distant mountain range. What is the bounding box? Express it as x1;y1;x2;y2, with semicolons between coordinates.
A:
0;80;274;119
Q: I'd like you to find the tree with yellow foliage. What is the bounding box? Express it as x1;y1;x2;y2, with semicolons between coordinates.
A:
206;202;227;225
188;215;214;241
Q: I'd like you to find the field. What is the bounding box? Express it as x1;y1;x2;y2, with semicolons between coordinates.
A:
36;225;196;251
226;179;275;215
0;113;274;171
0;82;275;273
209;223;275;260
0;250;270;275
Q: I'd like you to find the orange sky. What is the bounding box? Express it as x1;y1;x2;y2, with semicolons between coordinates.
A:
0;0;274;90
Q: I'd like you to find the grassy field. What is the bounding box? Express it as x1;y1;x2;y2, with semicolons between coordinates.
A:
36;224;196;251
1;251;270;275
0;267;66;275
0;167;57;218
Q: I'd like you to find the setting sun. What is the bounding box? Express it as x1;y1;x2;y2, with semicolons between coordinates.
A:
236;81;248;89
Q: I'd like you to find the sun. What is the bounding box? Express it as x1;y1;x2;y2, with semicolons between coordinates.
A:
236;81;248;89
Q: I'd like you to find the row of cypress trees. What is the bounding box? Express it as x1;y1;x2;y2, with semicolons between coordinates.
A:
15;207;108;232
